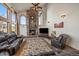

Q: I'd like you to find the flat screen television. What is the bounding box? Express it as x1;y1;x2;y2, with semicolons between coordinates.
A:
39;28;48;34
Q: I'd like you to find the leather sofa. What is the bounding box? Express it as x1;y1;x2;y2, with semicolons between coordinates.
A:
0;32;24;56
51;34;71;49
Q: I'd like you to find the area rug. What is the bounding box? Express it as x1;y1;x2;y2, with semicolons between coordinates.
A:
21;37;54;56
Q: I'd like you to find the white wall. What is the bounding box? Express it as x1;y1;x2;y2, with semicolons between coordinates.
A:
47;3;79;50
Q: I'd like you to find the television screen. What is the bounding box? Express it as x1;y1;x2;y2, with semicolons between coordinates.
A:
39;28;48;34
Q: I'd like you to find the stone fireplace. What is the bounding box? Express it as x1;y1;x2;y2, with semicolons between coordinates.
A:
27;8;38;36
29;30;36;35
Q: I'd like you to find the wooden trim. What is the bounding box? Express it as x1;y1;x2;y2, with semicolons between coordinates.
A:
16;13;20;35
3;3;13;12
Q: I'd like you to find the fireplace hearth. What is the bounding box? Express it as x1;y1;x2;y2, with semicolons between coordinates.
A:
29;30;36;35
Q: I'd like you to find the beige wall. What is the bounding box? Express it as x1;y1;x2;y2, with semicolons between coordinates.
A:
46;3;79;50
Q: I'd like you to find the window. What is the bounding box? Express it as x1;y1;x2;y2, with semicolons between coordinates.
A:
12;13;16;23
11;13;16;32
0;3;7;32
38;11;43;25
20;16;27;36
0;3;7;18
0;21;7;32
20;16;26;24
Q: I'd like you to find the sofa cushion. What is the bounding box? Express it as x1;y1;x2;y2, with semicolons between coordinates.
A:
0;31;6;35
8;37;17;44
0;45;10;51
0;35;6;43
0;41;8;46
7;32;17;38
0;51;10;56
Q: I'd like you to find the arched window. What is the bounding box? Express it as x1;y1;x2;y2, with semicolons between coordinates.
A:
0;3;7;18
19;16;27;36
20;16;26;24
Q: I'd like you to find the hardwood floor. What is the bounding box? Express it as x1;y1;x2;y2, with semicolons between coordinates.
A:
15;39;27;56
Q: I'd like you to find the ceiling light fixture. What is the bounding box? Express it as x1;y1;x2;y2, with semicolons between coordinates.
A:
31;3;42;17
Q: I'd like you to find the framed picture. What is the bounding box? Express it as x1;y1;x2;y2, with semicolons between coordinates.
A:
54;22;64;28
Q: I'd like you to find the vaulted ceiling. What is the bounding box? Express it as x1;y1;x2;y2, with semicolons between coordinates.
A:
9;3;46;13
